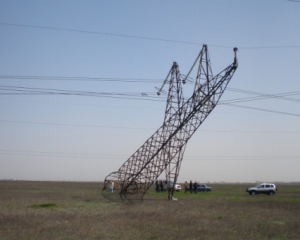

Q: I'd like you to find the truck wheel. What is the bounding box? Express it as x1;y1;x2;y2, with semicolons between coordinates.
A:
251;191;256;196
268;191;274;196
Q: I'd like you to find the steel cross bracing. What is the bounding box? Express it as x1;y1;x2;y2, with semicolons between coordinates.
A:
102;45;238;201
102;61;184;202
163;45;214;200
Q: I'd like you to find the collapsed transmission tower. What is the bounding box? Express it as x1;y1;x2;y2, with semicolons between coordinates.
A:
102;45;238;201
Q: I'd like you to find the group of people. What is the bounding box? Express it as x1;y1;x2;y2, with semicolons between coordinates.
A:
110;179;200;194
155;180;168;193
184;180;199;194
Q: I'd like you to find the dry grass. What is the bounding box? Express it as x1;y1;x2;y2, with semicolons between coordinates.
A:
1;181;300;240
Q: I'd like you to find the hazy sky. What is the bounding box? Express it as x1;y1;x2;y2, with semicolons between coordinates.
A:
1;0;300;183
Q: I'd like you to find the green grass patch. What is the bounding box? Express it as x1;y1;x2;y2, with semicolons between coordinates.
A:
29;203;57;208
2;181;300;240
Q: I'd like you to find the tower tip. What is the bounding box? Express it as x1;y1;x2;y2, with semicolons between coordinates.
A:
233;47;238;68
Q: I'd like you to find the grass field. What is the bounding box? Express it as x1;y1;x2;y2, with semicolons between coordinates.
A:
1;181;300;240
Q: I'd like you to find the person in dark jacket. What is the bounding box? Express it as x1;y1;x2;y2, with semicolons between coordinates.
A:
189;180;193;194
155;180;159;192
193;181;198;194
159;180;164;193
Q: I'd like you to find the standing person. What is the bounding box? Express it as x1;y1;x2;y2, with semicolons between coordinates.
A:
110;181;114;193
159;180;164;193
189;180;193;194
184;181;189;193
155;180;159;193
164;180;168;192
193;181;198;194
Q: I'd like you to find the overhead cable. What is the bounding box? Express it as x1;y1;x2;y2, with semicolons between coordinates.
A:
0;150;299;161
1;22;300;49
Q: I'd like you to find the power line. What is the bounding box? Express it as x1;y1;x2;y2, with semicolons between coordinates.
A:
225;88;300;104
0;119;155;130
0;75;162;83
1;119;300;132
0;149;299;161
2;84;300;103
1;22;300;49
1;84;300;117
1;75;300;106
1;75;300;102
0;22;205;46
223;103;300;117
0;84;155;96
0;85;164;102
1;80;300;117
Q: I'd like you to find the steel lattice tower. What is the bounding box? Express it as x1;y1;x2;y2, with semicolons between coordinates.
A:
102;45;238;201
